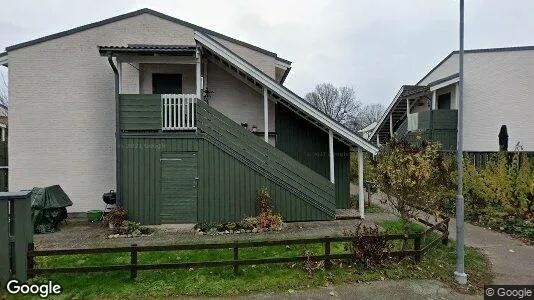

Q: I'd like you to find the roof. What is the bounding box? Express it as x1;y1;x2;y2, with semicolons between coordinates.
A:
369;85;429;142
357;122;377;133
416;45;534;85
2;8;292;65
98;44;197;55
194;31;378;154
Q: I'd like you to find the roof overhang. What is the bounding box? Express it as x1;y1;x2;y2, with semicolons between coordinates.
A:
275;58;292;84
428;73;459;91
0;52;8;66
195;31;378;154
370;85;429;142
98;45;197;56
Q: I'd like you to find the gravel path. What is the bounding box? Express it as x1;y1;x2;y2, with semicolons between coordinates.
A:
34;217;379;250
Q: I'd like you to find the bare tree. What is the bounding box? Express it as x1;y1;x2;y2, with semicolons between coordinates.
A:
305;83;361;125
350;103;385;130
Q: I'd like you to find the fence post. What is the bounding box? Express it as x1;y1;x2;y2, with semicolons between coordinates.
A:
414;234;422;263
233;241;239;275
130;244;138;280
12;192;33;283
0;199;9;286
27;243;35;279
324;236;332;269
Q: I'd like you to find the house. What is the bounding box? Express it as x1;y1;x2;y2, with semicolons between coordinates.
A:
0;8;378;224
371;46;534;152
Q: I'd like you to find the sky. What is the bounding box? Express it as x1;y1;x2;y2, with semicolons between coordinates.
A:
1;0;534;106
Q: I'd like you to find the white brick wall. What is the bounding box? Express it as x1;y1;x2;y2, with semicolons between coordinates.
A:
417;50;534;151
8;13;280;212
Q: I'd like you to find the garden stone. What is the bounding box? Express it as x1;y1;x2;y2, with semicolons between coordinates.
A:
252;228;258;233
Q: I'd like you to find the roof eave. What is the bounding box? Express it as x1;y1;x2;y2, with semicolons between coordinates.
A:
0;52;7;66
4;8;282;60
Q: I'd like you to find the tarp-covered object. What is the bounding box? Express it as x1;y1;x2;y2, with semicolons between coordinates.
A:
31;185;73;234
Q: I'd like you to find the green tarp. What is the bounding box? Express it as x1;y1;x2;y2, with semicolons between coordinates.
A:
31;185;73;234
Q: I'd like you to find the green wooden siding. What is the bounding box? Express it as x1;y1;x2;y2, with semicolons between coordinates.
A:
121;134;334;224
395;110;457;151
119;94;161;131
417;109;458;130
160;152;198;224
120;137;199;224
275;104;350;208
197;139;332;223
196;100;336;221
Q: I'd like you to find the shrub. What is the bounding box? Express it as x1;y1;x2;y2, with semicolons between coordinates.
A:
257;186;270;215
447;145;534;240
103;206;128;227
113;220;153;236
372;136;453;234
343;223;388;268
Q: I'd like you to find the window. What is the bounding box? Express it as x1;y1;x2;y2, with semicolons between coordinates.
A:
152;73;183;94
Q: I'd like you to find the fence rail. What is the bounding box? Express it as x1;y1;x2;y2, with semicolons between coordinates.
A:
161;94;197;130
28;217;449;279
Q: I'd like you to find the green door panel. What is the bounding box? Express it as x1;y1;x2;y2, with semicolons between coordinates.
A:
160;152;198;223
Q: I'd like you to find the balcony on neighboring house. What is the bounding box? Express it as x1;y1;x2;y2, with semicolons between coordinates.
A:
377;78;459;151
397;109;458;150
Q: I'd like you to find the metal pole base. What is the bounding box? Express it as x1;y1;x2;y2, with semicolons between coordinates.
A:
454;271;467;285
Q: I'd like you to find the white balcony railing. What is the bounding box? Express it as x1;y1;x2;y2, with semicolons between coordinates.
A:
162;94;197;130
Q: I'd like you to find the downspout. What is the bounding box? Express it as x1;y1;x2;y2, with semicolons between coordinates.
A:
107;53;121;206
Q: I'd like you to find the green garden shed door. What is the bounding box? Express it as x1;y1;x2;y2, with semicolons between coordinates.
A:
160;152;198;224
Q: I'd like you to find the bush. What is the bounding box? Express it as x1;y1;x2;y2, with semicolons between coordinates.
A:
113;220;153;236
447;146;534;240
372;136;453;234
343;223;388;268
194;187;286;233
103;206;128;227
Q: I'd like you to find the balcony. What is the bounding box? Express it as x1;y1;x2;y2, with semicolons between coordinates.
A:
396;109;458;151
119;94;198;132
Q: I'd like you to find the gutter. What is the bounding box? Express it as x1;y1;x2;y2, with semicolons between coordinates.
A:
107;53;121;206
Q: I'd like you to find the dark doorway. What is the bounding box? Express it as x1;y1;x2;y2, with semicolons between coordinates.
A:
152;73;183;94
437;92;451;110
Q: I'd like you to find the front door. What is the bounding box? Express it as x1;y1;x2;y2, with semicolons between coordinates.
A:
160;152;198;223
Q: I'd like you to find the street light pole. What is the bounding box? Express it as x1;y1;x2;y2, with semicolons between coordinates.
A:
455;0;467;285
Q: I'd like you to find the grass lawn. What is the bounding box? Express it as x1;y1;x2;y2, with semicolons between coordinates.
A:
365;203;386;214
11;220;492;299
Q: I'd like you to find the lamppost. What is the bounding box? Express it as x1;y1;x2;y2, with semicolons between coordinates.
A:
454;0;467;285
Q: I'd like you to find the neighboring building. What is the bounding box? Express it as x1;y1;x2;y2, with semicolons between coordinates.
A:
357;122;377;140
371;46;534;151
0;9;377;224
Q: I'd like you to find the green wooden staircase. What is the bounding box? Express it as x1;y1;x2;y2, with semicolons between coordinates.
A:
196;100;336;220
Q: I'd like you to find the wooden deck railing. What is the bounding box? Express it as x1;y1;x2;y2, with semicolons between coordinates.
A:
161;94;197;130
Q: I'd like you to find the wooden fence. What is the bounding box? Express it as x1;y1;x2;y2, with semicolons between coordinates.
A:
28;217;449;279
443;151;534;168
0;191;33;286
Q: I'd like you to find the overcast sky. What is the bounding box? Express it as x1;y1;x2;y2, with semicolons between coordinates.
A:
1;0;534;105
